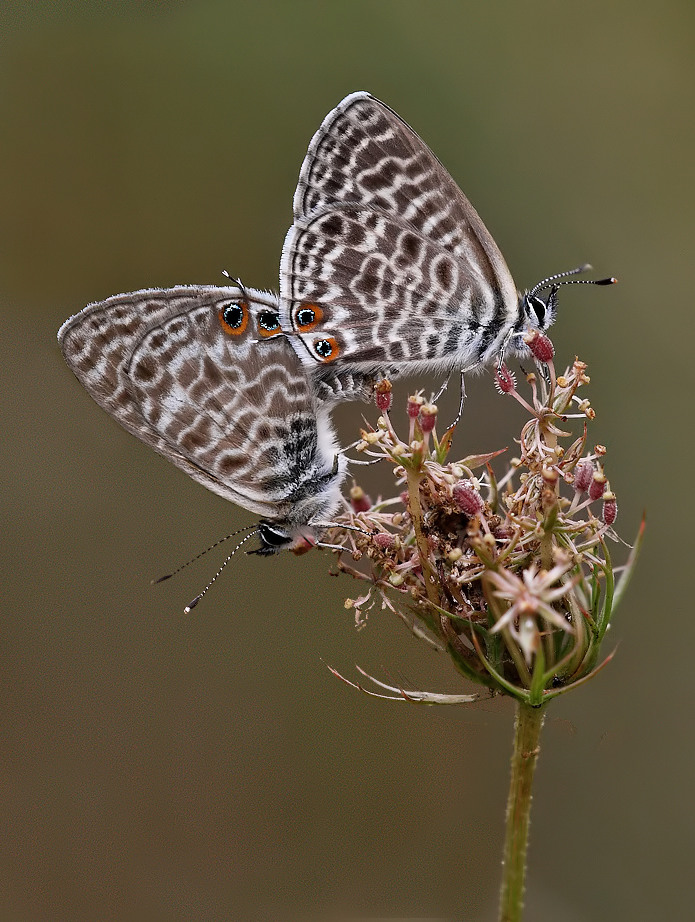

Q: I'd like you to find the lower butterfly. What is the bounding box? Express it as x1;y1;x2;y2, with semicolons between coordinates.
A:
58;285;349;574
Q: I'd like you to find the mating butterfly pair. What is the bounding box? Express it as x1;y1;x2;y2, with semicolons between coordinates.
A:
59;92;613;558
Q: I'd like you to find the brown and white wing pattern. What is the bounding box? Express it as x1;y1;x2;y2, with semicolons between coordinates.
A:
280;92;522;381
58;286;344;536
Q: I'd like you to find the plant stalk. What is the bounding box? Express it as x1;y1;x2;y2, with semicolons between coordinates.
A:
405;466;441;609
499;700;546;922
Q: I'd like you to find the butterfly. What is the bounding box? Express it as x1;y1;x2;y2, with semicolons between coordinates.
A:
58;285;348;559
280;92;615;392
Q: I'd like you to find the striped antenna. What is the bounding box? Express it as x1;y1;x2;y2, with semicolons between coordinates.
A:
184;530;260;613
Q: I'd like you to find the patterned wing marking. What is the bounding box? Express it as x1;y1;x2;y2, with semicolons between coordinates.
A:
59;285;335;519
281;206;519;372
59;286;253;462
126;299;333;517
290;92;517;308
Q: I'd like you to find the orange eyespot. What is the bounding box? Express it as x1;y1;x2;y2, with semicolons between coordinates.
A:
294;302;324;332
219;300;248;336
256;308;282;338
313;336;340;363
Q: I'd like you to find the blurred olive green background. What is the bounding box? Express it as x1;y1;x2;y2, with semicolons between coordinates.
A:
2;2;692;920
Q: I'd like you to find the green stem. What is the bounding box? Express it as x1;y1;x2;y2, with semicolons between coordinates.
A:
499;701;546;922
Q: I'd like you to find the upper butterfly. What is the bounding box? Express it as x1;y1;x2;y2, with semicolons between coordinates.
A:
280;92;615;390
58;285;346;555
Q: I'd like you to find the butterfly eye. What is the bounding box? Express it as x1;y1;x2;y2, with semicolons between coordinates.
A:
294;303;324;332
257;309;281;338
313;336;340;362
257;520;292;553
219;301;248;336
526;295;547;328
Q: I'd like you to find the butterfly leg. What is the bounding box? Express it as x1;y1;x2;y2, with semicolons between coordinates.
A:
335;440;384;467
316;540;351;551
432;370;453;404
443;370;468;433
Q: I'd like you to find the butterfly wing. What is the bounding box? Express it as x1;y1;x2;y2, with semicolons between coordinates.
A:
281;92;520;377
59;286;340;522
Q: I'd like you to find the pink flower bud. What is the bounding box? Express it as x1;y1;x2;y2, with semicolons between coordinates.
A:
452;481;484;516
589;471;607;502
373;532;396;550
350;485;372;513
524;329;555;363
420;403;438;433
573;459;594;494
375;379;393;412
602;493;618;525
407;394;424;418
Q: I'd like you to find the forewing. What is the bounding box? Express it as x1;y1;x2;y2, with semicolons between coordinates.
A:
282;93;518;373
59;285;318;517
292;92;515;278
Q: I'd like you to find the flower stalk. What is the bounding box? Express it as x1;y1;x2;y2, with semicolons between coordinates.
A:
500;702;545;922
324;342;641;920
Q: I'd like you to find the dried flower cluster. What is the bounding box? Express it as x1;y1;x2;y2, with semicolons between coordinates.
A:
326;336;640;705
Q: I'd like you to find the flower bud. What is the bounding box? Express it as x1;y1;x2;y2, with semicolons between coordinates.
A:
523;329;555;363
453;480;484;515
541;466;559;485
420;403;438;433
350;485;372;513
589;471;607;502
573;459;593;494
602;492;618;525
407;394;424;418
373;532;396;550
375;378;393;412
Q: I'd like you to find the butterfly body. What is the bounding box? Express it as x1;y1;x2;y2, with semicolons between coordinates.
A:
58;285;345;553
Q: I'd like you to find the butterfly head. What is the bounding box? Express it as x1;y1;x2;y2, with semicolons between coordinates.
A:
522;288;558;334
522;265;617;338
249;520;293;555
250;520;324;556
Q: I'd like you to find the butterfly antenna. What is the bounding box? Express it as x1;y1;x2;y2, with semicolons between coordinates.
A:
184;530;259;613
221;269;250;300
530;265;617;298
152;524;257;584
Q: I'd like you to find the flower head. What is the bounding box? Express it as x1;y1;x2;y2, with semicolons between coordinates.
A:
325;352;640;706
